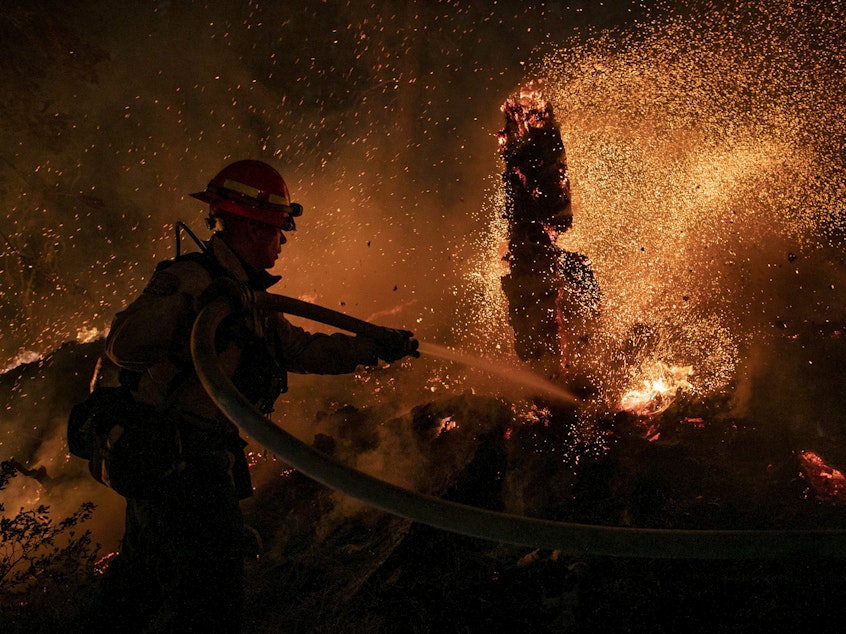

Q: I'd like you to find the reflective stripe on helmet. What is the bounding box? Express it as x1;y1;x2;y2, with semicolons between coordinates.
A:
221;178;290;206
190;160;303;230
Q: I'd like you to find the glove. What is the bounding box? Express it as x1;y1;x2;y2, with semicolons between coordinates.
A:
373;328;420;363
197;277;254;312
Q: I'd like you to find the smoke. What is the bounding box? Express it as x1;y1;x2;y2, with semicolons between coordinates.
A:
0;342;128;553
7;0;845;554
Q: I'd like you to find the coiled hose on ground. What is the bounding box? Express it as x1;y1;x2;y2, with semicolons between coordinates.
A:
191;291;846;559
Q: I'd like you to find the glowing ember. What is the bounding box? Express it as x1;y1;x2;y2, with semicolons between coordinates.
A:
436;416;458;436
798;451;846;505
94;551;119;576
620;362;693;417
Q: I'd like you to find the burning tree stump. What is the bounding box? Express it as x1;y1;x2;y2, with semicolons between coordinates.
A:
498;85;599;367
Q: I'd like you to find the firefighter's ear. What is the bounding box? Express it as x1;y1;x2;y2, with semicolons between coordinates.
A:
206;213;224;232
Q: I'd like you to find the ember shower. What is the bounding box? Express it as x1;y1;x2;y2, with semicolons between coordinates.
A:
464;0;846;429
2;0;846;568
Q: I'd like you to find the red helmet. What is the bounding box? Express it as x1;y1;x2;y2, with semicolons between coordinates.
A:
190;159;302;230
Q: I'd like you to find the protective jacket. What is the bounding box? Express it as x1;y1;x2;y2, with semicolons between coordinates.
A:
105;233;380;498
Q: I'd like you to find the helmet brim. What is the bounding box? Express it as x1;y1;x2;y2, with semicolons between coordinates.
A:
190;191;296;230
190;190;218;205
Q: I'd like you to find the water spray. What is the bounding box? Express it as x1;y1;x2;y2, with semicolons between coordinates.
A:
193;293;846;559
417;341;580;405
250;291;579;405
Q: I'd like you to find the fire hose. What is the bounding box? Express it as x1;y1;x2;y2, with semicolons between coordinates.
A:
191;291;846;559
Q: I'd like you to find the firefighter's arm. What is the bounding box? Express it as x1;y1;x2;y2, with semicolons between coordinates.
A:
276;314;417;374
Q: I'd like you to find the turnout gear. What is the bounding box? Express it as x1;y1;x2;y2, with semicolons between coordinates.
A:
197;276;255;313
191;159;303;231
98;230;389;632
105;233;386;481
90;153;419;632
67;384;183;499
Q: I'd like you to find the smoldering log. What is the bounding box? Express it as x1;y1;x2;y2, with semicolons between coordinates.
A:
498;87;599;362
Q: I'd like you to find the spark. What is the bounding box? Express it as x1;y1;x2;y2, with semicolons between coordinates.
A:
467;1;845;419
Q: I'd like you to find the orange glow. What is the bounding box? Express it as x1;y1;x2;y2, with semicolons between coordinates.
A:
620;362;693;417
798;451;846;505
436;416;458;436
94;551;119;575
76;326;105;344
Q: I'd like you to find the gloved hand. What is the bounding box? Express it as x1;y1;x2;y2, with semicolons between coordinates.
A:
197;277;254;312
373;328;420;363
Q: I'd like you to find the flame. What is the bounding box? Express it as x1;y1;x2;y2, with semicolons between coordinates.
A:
76;326;105;343
620;361;693;417
2;350;41;374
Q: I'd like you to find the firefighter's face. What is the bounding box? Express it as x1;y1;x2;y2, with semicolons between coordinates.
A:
248;220;286;269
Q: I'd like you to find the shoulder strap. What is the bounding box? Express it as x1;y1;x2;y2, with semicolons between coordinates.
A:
170;221;228;279
175;221;206;257
175;250;228;278
152;246;228;283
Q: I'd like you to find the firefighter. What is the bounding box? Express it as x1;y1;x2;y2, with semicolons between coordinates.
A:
97;159;418;633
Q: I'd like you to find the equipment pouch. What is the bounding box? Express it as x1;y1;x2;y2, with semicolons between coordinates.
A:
67;386;183;498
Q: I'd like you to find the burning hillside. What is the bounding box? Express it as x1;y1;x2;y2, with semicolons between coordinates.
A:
4;0;846;631
5;329;846;631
